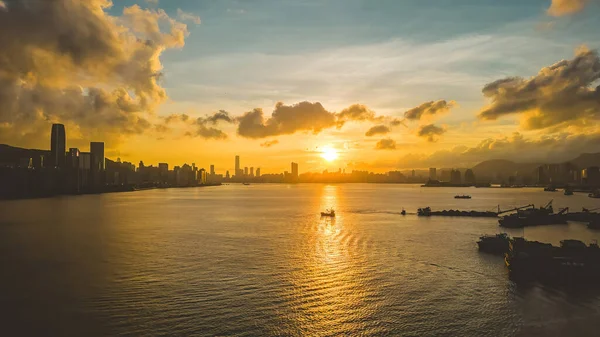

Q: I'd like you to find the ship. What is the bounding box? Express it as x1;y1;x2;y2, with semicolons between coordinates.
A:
589;190;600;198
454;195;472;199
498;200;568;228
566;207;600;222
242;183;250;185
320;209;335;217
564;187;573;196
505;237;600;281
588;219;600;230
544;185;557;192
417;206;497;218
477;233;511;255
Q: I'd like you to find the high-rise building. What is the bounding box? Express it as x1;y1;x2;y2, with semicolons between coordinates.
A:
291;162;299;178
244;167;248;176
210;165;215;175
235;155;240;176
50;123;66;168
429;168;437;180
90;142;105;171
225;170;230;179
250;167;254;177
464;169;476;184
67;148;80;193
256;168;261;177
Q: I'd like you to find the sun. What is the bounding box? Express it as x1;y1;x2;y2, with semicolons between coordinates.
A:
320;146;339;162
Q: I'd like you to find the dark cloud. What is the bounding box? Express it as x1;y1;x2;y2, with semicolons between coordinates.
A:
365;125;391;137
336;104;381;126
547;0;591;16
236;101;337;139
390;118;407;127
0;0;189;148
404;100;455;120
202;110;233;125
478;47;600;130
397;132;600;169
260;140;279;147
375;138;397;150
157;111;233;139
417;124;446;142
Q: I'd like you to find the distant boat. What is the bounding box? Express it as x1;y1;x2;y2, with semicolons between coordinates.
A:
589;190;600;198
544;186;557;192
242;183;250;186
320;209;335;217
401;208;406;215
454;195;471;199
564;188;573;196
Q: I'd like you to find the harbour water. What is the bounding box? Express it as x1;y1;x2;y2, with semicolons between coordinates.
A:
1;184;600;336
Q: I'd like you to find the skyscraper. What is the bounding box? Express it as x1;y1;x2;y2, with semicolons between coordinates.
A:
50;123;66;168
250;167;254;177
210;165;215;175
90;142;105;189
256;168;260;177
291;162;298;178
244;167;248;176
90;142;105;171
235;155;240;176
429;168;437;180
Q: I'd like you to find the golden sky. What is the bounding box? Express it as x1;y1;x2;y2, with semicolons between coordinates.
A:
1;0;599;174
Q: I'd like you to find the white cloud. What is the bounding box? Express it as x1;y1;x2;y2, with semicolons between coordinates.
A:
177;8;201;25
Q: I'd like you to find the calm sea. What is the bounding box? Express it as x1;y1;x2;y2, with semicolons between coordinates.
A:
1;184;600;336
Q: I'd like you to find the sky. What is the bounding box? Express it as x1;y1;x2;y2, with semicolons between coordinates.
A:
1;0;600;174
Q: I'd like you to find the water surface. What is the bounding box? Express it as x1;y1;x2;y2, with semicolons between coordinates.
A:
1;184;600;336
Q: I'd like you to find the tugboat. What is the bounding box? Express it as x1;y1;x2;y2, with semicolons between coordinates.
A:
498;200;568;228
320;209;335;217
477;233;511;255
454;195;472;199
401;208;406;215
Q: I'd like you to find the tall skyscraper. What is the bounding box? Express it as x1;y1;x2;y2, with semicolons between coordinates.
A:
90;142;105;171
210;165;215;175
90;142;105;189
291;162;299;178
50;123;66;168
244;167;248;176
429;168;437;180
235;155;240;176
250;167;254;177
256;168;260;177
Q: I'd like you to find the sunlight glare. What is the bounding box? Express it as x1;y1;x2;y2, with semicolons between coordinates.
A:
320;146;339;162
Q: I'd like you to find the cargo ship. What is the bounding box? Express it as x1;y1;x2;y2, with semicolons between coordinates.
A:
505;237;600;281
498;200;568;228
477;233;511;255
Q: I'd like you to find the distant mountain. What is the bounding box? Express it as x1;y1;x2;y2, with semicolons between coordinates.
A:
567;153;600;169
0;144;49;165
472;153;600;179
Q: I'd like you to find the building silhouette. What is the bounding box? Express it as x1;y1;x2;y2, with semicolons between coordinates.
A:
210;165;215;175
250;167;254;177
256;168;261;178
235;155;240;177
291;162;298;179
50;123;66;168
464;169;476;184
429;168;437;180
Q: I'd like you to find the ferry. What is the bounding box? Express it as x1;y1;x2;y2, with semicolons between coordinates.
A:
454;195;471;199
320;209;335;217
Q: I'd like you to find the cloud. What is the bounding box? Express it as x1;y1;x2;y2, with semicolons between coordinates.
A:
417;124;446;142
478;47;600;130
375;138;397;150
547;0;591;16
404;100;456;120
0;0;190;148
365;125;391;136
397;131;600;169
336;104;381;126
177;8;201;25
236;101;337;138
390;118;407;127
260;140;279;147
157;111;232;139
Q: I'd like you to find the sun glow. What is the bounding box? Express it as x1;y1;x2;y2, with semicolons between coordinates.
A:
320;146;339;162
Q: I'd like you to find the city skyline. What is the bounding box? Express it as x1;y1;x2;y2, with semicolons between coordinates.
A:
1;1;599;173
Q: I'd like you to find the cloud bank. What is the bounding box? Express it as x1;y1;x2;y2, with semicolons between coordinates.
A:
547;0;591;16
478;47;600;130
0;0;190;148
417;124;446;142
404;100;455;121
375;138;397;150
365;125;391;137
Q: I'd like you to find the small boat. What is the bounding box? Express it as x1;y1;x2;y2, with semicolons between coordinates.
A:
321;209;335;217
544;186;557;192
242;183;250;186
564;188;573;196
454;195;472;199
401;208;406;215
